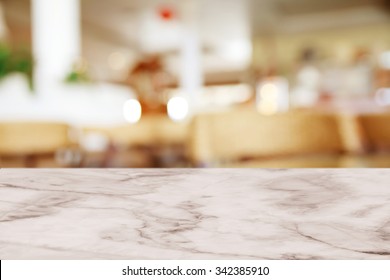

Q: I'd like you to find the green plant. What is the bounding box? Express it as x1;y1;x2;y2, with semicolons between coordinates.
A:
0;44;34;90
64;59;90;84
64;69;89;84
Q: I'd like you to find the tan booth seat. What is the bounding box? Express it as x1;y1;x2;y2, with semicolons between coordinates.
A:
189;109;347;167
84;115;189;146
82;115;189;167
0;122;72;167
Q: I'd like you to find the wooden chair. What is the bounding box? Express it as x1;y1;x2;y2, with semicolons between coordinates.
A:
343;113;390;167
358;113;390;152
189;109;345;167
0;122;72;167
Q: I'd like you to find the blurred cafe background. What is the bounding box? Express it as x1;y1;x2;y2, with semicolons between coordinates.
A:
1;0;390;168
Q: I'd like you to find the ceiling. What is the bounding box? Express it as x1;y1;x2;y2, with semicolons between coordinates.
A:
3;0;390;47
1;0;390;82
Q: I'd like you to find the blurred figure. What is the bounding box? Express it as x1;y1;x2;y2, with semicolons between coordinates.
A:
343;48;374;98
127;55;173;114
322;48;375;104
291;48;322;107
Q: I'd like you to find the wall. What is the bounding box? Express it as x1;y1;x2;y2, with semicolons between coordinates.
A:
253;23;390;75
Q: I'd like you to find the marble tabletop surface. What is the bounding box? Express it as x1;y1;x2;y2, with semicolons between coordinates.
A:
0;168;389;260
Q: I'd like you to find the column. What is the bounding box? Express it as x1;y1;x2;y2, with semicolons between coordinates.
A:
179;0;203;109
32;0;81;98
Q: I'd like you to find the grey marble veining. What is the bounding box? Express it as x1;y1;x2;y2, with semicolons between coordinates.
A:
0;168;389;260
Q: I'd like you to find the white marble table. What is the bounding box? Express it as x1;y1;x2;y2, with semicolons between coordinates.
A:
0;169;389;260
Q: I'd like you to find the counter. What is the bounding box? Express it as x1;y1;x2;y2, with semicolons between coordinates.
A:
0;169;389;259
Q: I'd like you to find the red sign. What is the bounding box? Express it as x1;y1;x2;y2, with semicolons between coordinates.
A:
158;6;175;21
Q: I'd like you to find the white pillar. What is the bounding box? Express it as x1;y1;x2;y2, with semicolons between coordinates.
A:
180;1;203;109
32;0;81;98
